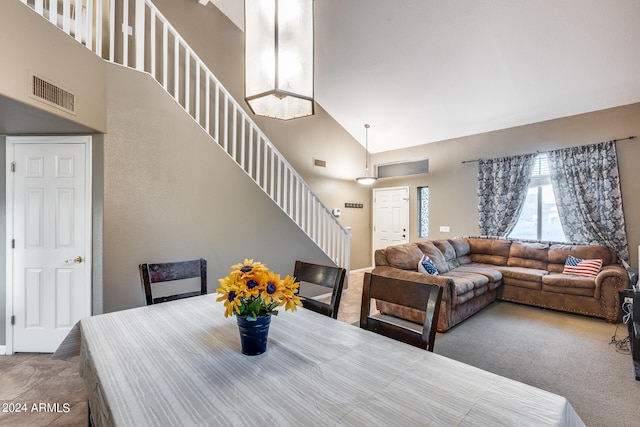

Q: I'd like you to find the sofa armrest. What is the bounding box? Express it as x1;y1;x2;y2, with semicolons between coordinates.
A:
371;266;454;304
595;264;629;322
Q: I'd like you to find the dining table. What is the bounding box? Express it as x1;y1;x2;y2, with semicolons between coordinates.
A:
53;293;585;426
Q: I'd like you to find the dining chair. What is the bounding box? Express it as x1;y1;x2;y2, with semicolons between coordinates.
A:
139;258;207;305
360;272;443;351
294;260;347;319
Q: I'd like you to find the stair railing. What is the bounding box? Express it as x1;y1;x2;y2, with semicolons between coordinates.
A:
20;0;351;271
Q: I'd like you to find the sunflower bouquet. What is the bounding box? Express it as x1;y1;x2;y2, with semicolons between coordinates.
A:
216;259;303;320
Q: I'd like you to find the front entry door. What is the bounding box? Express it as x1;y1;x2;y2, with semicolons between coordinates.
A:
373;186;409;252
6;136;92;353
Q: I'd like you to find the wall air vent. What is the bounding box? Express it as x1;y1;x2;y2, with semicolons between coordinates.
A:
376;158;429;179
31;75;76;113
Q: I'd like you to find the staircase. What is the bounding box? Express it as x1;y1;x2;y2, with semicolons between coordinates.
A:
21;0;351;271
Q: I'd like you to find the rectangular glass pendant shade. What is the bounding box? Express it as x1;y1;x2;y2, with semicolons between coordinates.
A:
245;0;314;120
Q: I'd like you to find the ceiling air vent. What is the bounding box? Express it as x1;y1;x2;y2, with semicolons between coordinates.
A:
32;75;75;113
376;159;429;178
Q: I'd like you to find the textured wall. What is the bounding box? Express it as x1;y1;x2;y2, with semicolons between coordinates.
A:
0;0;107;133
101;64;335;312
147;0;374;270
372;102;640;268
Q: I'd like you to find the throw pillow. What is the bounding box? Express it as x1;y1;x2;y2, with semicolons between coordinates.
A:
562;255;603;278
418;254;439;276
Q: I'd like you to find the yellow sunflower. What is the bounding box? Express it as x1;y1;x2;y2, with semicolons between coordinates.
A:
216;276;243;317
243;275;265;298
230;259;268;280
217;260;305;318
260;271;286;305
280;275;303;311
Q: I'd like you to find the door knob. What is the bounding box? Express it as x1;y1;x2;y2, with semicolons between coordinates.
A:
65;256;84;264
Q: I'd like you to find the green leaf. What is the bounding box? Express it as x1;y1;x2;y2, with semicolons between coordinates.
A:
248;299;262;314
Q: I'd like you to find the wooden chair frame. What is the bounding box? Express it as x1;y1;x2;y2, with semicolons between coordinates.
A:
294;260;347;319
360;272;443;351
139;258;207;305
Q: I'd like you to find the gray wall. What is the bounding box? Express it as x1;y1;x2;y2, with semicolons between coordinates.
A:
101;64;334;312
372;102;640;268
92;135;105;315
0;0;107;133
146;0;374;271
0;1;347;344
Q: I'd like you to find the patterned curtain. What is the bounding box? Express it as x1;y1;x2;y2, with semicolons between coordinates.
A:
478;153;536;237
547;141;630;263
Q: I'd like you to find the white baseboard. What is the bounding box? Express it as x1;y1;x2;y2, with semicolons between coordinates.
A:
0;345;6;355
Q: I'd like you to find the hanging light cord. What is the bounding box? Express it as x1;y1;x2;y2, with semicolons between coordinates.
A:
364;124;370;170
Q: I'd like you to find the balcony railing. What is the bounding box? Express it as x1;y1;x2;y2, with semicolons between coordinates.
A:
21;0;351;271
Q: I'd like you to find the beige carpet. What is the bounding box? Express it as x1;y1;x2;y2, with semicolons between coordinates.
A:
433;301;639;427
343;270;639;427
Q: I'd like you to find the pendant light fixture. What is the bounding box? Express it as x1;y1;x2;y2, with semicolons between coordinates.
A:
356;124;378;185
244;0;314;120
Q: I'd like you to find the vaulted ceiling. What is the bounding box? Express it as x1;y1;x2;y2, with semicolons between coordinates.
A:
204;0;640;153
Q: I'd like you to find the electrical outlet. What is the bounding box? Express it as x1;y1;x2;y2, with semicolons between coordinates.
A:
440;226;450;232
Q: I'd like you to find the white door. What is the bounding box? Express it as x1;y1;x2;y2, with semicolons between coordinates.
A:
6;136;92;353
373;186;410;252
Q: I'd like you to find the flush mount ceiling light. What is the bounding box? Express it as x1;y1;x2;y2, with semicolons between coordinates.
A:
244;0;314;120
356;124;378;185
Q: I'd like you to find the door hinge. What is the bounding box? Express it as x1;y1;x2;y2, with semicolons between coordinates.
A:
11;315;15;326
10;162;16;172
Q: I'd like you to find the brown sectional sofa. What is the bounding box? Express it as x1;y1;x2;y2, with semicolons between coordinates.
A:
373;237;629;332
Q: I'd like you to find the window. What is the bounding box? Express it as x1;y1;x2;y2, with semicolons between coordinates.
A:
508;154;566;241
418;186;429;238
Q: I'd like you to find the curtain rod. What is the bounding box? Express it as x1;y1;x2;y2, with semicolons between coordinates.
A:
461;135;636;164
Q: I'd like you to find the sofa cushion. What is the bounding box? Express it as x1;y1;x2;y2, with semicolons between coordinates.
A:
474;285;490;297
376;301;425;325
418;255;439;276
433;240;460;270
455;289;476;305
445;271;489;290
498;267;548;290
562;256;603;278
507;241;548;270
417;241;450;274
374;249;389;267
448;238;472;265
454;264;503;290
448;276;474;298
547;244;616;273
542;273;595;296
468;238;512;266
383;243;424;271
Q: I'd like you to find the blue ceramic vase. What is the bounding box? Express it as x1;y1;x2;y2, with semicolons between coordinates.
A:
236;315;271;355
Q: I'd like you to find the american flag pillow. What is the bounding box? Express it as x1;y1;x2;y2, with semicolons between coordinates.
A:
562;255;603;278
418;254;439;276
